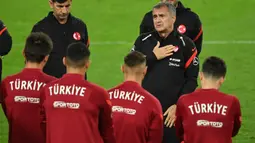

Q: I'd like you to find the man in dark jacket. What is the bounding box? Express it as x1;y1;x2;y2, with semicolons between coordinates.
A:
0;20;12;81
132;2;199;143
31;0;89;79
140;0;203;55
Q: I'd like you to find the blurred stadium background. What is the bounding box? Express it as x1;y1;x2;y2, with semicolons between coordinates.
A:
0;0;255;142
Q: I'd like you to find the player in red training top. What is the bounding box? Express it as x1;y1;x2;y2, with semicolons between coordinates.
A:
40;42;115;143
175;56;242;143
108;51;163;143
0;32;56;143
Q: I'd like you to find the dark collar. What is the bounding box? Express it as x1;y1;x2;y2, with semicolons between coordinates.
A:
176;1;190;14
153;30;178;41
47;11;72;25
177;1;185;10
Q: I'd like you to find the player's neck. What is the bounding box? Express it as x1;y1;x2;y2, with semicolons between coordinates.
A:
25;62;43;70
124;75;142;85
66;67;86;76
201;80;220;90
158;27;174;39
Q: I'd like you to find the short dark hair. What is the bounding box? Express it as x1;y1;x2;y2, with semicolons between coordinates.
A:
153;2;176;16
66;42;90;68
202;56;227;79
52;0;69;3
124;51;146;68
24;32;53;63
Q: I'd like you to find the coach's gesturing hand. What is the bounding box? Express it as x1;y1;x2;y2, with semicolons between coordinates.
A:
153;41;175;60
164;104;177;128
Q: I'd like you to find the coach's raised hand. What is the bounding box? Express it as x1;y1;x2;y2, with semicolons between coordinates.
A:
153;41;175;60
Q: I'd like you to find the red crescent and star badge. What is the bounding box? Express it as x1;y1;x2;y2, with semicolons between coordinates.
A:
178;24;186;34
73;32;81;40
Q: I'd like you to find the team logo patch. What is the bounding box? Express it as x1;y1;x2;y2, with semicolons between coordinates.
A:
73;32;81;40
178;24;186;34
174;46;179;52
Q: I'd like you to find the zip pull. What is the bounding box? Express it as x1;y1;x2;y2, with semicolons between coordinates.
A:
180;36;186;46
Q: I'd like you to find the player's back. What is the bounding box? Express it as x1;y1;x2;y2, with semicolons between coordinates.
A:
0;68;56;143
176;89;241;143
42;73;113;143
108;81;163;143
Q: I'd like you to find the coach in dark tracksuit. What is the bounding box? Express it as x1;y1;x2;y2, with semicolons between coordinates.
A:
31;0;89;79
0;20;12;81
140;0;203;55
132;2;199;143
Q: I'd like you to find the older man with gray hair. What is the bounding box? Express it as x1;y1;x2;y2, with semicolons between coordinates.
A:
139;0;203;56
132;2;199;143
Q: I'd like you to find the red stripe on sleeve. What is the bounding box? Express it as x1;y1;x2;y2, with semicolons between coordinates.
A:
0;27;7;36
86;38;90;48
185;49;197;69
193;26;203;42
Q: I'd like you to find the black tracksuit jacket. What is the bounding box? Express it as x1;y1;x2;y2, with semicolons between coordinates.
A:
0;20;12;81
132;30;199;112
31;12;89;79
